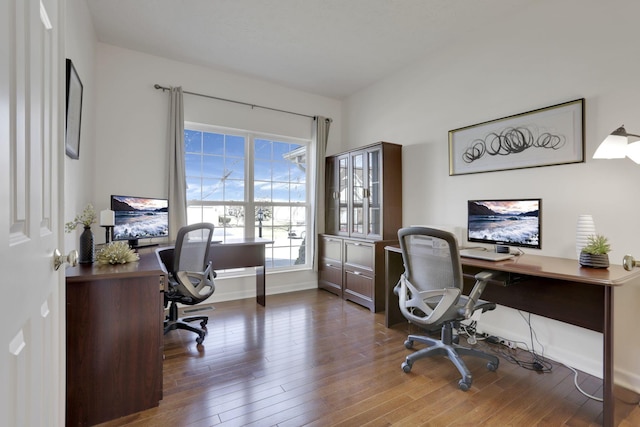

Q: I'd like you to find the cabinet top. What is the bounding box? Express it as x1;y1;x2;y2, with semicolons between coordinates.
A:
327;141;401;157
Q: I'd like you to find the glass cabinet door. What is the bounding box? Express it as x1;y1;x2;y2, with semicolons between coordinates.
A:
338;155;349;233
325;157;337;234
350;152;364;235
367;148;381;237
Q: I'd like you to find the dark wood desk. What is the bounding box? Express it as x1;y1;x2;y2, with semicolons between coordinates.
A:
384;246;640;427
65;238;271;426
65;252;166;426
156;237;272;306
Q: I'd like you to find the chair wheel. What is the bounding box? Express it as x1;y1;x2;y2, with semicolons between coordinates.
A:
458;380;471;391
404;339;414;349
487;361;499;371
200;320;207;328
196;336;204;345
401;361;412;373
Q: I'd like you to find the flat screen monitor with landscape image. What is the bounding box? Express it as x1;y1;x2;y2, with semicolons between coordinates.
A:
467;198;541;250
111;195;169;248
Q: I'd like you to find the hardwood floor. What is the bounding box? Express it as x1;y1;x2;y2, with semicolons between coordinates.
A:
97;289;639;426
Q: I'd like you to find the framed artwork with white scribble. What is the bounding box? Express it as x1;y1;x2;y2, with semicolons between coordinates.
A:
448;98;584;176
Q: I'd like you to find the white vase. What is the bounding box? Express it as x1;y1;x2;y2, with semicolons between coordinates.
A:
576;214;596;257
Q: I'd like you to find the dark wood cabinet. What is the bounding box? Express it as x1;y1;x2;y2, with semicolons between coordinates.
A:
320;141;402;312
65;253;166;426
325;142;402;240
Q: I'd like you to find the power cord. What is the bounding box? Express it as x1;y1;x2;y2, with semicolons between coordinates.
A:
563;364;603;402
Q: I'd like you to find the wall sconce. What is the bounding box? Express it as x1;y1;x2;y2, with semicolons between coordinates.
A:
593;125;640;163
594;126;640;270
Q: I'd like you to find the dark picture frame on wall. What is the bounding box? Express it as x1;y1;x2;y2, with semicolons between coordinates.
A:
65;58;83;159
448;98;585;176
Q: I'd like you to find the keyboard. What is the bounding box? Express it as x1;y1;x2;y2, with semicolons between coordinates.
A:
459;249;514;262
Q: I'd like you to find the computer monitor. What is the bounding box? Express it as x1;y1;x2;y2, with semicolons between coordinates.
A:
467;198;541;250
111;195;169;248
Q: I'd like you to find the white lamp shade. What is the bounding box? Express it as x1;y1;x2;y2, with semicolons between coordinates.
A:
100;209;115;226
626;141;640;164
593;134;627;159
576;214;596;256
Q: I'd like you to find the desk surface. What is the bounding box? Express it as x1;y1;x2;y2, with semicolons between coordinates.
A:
385;246;640;287
65;249;165;281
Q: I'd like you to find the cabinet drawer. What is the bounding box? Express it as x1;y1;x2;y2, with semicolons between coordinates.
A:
344;240;374;271
319;259;343;285
344;268;374;307
321;236;343;262
319;259;343;296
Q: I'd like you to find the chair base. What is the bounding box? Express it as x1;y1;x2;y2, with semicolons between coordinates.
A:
164;301;209;345
401;322;499;391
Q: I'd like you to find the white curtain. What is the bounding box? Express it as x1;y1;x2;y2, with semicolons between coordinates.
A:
312;116;332;270
168;87;187;240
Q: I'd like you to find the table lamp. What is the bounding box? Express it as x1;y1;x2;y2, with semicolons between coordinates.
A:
100;209;114;243
593;125;640;269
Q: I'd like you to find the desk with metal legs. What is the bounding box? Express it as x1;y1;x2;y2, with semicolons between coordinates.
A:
385;247;640;427
209;238;272;306
157;237;273;306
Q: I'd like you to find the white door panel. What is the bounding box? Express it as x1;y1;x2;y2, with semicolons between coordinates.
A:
1;0;63;425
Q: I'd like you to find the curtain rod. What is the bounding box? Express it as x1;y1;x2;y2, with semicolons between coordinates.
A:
154;84;316;119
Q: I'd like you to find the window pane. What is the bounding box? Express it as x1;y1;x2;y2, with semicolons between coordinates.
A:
226;135;245;157
224;179;245;201
254;159;272;181
226;157;244;181
203;132;224;155
202;155;224;179
290;163;305;184
255;180;271;201
273;141;290;160
200;178;223;201
185;153;202;177
255;138;271;159
186;177;202;201
291;183;306;203
272;183;289;203
184;130;202;153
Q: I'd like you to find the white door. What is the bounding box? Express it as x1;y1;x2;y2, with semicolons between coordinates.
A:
0;0;64;425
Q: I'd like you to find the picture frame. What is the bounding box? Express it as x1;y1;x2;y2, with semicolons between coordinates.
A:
65;58;83;160
448;98;584;176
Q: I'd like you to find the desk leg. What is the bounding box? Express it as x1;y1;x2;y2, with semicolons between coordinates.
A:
256;265;265;306
603;286;614;427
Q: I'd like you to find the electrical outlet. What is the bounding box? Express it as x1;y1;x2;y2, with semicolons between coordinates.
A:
499;339;517;349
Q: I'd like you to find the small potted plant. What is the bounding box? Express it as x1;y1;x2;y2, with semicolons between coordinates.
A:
579;234;611;268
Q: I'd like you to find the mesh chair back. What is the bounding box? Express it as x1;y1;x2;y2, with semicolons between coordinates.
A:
173;223;215;273
398;227;463;294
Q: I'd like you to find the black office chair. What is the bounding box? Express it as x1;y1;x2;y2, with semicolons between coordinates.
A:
395;226;499;391
157;222;216;345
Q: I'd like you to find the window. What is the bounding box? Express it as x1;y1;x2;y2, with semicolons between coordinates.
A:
184;123;310;270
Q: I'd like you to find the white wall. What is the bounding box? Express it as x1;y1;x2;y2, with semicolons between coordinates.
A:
64;0;97;252
93;43;342;301
342;0;640;390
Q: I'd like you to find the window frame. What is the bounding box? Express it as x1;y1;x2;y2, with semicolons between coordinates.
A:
184;121;312;272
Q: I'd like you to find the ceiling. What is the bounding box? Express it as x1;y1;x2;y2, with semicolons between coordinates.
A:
86;0;533;99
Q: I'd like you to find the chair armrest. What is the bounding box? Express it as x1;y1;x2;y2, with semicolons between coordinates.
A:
462;271;495;319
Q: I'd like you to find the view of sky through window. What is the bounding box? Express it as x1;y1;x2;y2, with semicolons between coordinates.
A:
184;126;309;269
